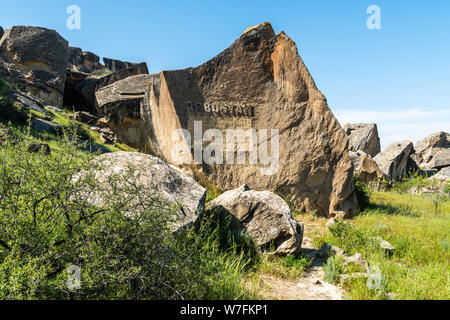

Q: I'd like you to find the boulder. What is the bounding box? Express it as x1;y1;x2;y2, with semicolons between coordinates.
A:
344;123;381;157
413;132;450;171
4;88;50;116
0;26;69;106
430;167;450;182
134;22;358;218
95;74;152;149
207;185;303;255
74;62;149;113
371;236;395;256
103;57;138;72
349;150;386;184
373;141;415;181
68;47;107;74
78;152;207;231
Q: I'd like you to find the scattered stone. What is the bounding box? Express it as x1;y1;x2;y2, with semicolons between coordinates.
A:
45;105;63;113
371;236;395;256
70;111;99;125
344;123;381;157
373;141;415;181
138;22;358;218
99;128;118;145
76;152;207;231
27;143;51;155
207;184;304;255
31;118;63;134
97;117;109;128
343;253;369;269
0;26;69;106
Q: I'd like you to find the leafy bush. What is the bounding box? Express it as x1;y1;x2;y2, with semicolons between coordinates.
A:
0;96;28;124
0;131;255;300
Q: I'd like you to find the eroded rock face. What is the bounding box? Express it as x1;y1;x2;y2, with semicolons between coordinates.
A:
68;47;107;74
0;26;69;106
413;132;450;171
207;185;303;255
75;62;149;113
136;22;357;218
79;152;207;231
96;74;152;150
349;150;385;184
373;141;415;181
103;58;138;72
344;123;381;157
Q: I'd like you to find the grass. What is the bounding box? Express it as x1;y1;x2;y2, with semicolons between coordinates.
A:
314;191;450;300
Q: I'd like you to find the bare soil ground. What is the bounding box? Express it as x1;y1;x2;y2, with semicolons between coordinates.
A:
257;217;346;300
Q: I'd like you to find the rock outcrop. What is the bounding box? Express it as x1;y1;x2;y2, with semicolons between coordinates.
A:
373;141;415;181
413;132;450;171
116;22;358;218
78;152;207;231
430;166;450;182
207;185;303;255
344;123;381;157
68;46;107;74
95;74;151;149
0;27;4;39
103;58;138;72
0;26;69;106
349;150;385;184
74;62;149;114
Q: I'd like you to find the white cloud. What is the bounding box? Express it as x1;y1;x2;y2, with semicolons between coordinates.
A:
334;108;450;149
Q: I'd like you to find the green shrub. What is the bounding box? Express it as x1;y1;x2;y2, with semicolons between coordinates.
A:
0;96;28;124
0;132;255;300
324;255;343;283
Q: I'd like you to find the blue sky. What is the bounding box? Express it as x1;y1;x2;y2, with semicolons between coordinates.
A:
1;0;449;147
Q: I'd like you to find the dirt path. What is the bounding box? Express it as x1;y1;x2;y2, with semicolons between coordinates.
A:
258;221;346;300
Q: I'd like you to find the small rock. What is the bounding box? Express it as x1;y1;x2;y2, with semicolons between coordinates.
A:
343;253;369;269
326;218;338;230
371;237;395;255
70;111;99;125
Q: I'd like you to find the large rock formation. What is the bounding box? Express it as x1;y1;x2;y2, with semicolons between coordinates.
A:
344;123;381;157
207;185;303;255
74;62;148;114
96;74;151;149
103;58;138;72
412;131;450;171
68;47;107;74
0;26;69;106
106;22;356;218
349;150;385;184
77;152;207;231
0;27;4;39
373;141;415;181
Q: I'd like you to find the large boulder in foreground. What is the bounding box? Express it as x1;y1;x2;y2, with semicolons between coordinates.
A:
412;132;450;171
80;152;207;231
134;22;357;218
0;26;69;106
207;185;303;255
344;123;381;157
373;141;415;181
349;150;385;184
